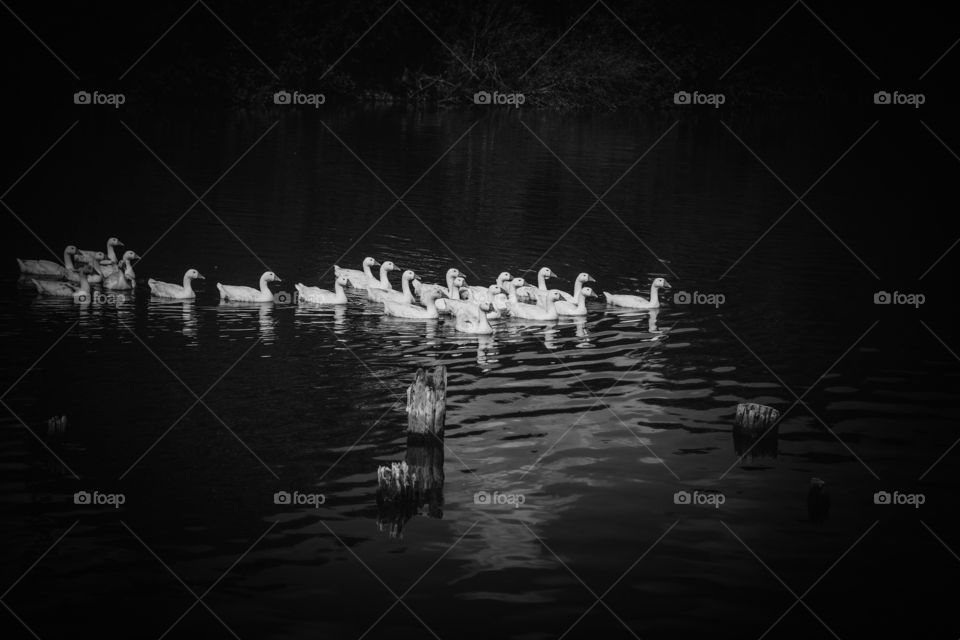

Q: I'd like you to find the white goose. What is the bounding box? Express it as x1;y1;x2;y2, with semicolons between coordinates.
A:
32;272;91;301
508;288;564;321
368;270;417;304
296;274;349;304
334;257;380;288
436;299;495;334
84;238;125;278
515;267;557;303
603;277;671;309
438;283;503;318
217;271;281;302
553;272;596;303
78;237;122;266
555;286;598;316
102;251;140;290
382;290;442;319
366;260;398;291
17;245;78;278
148;268;205;299
413;268;463;301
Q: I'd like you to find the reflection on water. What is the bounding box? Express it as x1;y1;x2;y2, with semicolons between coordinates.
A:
2;110;956;639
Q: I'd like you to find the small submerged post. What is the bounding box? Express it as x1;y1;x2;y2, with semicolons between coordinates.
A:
732;402;780;459
377;366;447;537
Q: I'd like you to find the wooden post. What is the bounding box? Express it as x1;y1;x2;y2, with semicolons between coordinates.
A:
377;366;447;538
406;365;446;439
733;402;780;459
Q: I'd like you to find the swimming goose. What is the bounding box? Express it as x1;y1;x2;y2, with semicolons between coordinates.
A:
366;261;398;291
413;268;463;301
515;267;557;303
335;257;380;288
32;272;91;301
382;290;442;319
70;250;106;283
217;271;282;302
17;245;78;278
296;274;349;304
555;286;598;316
439;284;504;318
148;268;205;299
78;238;122;265
368;270;418;304
603;277;671;309
436;299;496;334
508;290;564;321
553;272;596;303
103;251;140;290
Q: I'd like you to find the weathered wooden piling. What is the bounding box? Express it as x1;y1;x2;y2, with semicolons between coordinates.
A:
732;402;780;458
377;366;447;538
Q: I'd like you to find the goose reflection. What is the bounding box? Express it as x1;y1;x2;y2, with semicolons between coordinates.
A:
295;302;348;335
217;300;276;343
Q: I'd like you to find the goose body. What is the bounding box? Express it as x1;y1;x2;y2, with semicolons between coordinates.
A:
508;287;563;321
555;286;598;316
217;271;281;302
334;257;380;288
148;269;204;299
295;275;349;304
17;246;78;278
436;299;495;334
368;270;417;304
32;272;91;300
464;272;511;304
83;238;125;278
383;291;441;319
552;272;595;303
603;278;671;309
102;251;139;290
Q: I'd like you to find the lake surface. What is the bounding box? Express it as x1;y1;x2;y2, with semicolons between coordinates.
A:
2;108;958;639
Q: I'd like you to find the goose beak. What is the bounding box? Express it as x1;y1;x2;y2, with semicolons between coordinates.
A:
196;274;206;280
586;275;596;282
371;260;381;266
274;276;283;283
662;280;672;289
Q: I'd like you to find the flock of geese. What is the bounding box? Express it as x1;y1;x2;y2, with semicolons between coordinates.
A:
18;239;672;335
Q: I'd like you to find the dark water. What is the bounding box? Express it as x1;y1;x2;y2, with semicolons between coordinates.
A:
2;109;959;639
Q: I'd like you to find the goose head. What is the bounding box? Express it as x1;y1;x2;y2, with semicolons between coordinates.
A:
497;271;511;282
363;257;380;268
453;276;466;287
93;251;106;261
66;245;78;255
447;268;462;278
488;284;503;295
382;261;397;272
186;268;204;280
652;277;671;290
120;250;140;263
539;267;556;280
262;271;282;283
336;274;350;286
108;237;123;248
581;287;597;299
577;272;595;284
510;277;526;289
401;270;417;282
